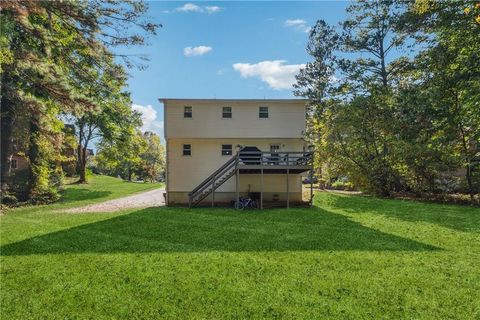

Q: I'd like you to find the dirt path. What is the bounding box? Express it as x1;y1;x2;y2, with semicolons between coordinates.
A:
64;188;165;213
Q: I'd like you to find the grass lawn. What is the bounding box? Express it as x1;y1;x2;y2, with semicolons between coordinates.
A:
1;177;479;319
61;174;163;207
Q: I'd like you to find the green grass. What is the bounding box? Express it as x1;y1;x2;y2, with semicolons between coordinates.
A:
1;179;479;319
61;174;163;207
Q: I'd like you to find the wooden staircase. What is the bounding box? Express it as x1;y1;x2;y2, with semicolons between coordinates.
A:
188;154;239;207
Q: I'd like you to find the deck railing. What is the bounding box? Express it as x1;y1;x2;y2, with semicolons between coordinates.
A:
237;151;313;167
188;150;315;208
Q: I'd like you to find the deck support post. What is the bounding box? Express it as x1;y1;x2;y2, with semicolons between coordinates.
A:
286;168;290;209
235;168;239;209
309;167;313;207
212;176;215;207
260;168;263;209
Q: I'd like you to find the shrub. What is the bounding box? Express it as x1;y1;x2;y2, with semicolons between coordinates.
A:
331;180;355;191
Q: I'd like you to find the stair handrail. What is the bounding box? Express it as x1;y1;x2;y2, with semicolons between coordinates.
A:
188;151;313;207
189;160;237;200
189;154;239;197
190;168;237;206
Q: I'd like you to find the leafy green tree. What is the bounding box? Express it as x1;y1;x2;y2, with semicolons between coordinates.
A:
138;132;165;183
95;131;165;183
0;1;159;202
95;131;146;181
296;1;409;195
296;0;479;198
402;0;480;197
340;0;408;89
66;58;141;183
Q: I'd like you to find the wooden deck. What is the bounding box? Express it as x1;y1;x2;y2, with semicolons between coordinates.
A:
189;151;314;209
235;151;314;209
239;166;311;174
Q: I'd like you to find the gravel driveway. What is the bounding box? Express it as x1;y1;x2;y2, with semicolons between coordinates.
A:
64;188;165;213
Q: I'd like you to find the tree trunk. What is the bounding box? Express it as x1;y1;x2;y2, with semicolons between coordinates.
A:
77;121;94;184
78;146;87;183
28;115;41;198
0;95;14;189
77;122;84;182
458;124;474;201
378;36;388;87
465;162;474;201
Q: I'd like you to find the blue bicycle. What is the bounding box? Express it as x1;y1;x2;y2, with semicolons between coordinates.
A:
236;197;258;209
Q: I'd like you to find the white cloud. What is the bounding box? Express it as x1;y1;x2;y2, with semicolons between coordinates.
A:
284;19;311;33
233;60;305;90
284;19;306;27
205;6;222;14
132;104;164;134
176;3;223;14
176;3;202;12
184;45;212;57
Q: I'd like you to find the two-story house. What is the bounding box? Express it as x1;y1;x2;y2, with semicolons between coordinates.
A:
161;98;314;208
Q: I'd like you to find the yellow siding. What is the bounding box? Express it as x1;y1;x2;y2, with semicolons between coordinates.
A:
166;138;305;193
163;99;308;205
164;100;306;139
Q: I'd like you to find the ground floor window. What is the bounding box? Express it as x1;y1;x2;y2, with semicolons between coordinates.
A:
11;159;17;169
183;144;191;156
222;144;233;156
270;144;280;153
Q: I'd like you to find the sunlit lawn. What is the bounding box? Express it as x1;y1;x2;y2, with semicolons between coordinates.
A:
62;174;163;207
1;177;479;319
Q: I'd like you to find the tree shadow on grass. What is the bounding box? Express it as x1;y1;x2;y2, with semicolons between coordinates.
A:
0;206;438;256
323;193;480;233
60;188;112;203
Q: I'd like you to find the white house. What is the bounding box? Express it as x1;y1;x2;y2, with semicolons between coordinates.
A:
161;98;314;208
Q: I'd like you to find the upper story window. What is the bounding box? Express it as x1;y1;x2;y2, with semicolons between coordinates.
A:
11;159;17;169
183;144;191;156
222;106;232;118
259;106;269;118
221;144;232;156
184;106;192;118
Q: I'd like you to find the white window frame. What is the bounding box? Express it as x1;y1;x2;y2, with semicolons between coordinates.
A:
222;106;232;119
259;106;269;118
183;144;192;156
221;144;233;156
270;144;280;153
183;106;193;118
11;159;18;169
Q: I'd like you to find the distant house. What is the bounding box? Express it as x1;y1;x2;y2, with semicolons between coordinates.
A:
9;153;29;173
7;124;82;175
161;98;314;208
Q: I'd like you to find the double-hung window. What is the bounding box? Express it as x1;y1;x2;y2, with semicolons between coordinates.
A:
183;144;191;156
184;106;192;118
222;106;232;118
259;106;269;118
221;144;233;156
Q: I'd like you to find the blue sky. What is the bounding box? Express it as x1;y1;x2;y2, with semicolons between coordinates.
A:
127;1;350;140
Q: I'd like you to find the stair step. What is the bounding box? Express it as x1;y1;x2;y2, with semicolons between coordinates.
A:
190;156;240;206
